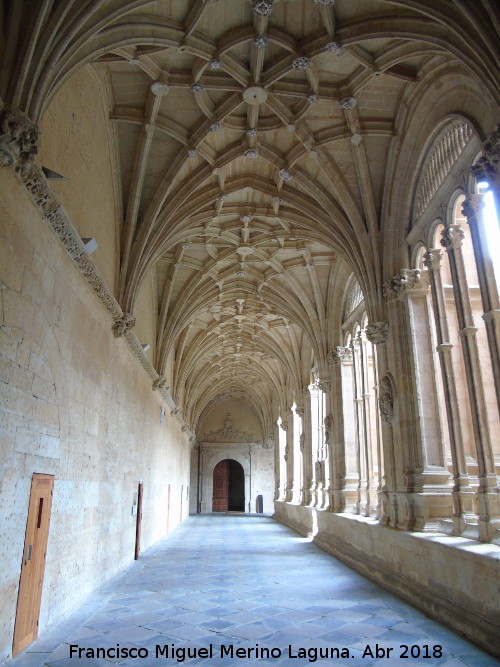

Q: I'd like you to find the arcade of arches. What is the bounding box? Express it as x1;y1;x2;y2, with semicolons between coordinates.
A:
1;0;500;660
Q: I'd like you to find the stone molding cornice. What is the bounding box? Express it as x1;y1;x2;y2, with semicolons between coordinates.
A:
5;153;183;422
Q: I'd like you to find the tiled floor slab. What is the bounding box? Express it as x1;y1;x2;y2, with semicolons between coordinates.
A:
5;515;499;666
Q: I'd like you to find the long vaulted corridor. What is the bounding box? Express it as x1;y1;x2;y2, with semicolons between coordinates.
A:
1;0;500;663
8;515;498;667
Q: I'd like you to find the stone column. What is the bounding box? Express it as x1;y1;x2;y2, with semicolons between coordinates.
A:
300;386;313;506
350;336;365;516
462;195;500;416
387;268;454;530
365;322;397;527
369;340;384;520
294;403;304;505
441;226;500;541
326;348;346;512
424;249;475;532
273;419;281;501
358;330;375;517
318;379;332;509
339;346;358;511
283;409;294;502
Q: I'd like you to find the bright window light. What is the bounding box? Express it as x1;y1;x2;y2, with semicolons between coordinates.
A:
478;182;500;285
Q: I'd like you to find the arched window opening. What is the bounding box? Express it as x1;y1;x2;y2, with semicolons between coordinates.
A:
339;303;381;518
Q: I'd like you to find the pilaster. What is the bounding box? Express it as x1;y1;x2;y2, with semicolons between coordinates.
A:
365;322;397;527
326;349;346;513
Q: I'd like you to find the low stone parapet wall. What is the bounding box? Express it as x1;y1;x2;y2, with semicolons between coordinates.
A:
274;501;500;658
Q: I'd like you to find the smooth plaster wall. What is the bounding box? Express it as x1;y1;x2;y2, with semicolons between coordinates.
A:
0;169;190;661
274;502;500;658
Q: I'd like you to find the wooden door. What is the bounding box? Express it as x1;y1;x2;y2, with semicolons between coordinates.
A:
13;474;54;656
134;481;143;560
212;460;228;512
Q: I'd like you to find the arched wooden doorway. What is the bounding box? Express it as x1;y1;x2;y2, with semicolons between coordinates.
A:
212;459;245;512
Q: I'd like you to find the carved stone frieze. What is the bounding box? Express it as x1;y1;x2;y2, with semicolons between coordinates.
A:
471;124;500;184
204;412;253;442
112;313;136;337
365;322;389;346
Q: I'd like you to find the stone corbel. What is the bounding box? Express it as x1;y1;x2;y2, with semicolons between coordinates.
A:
152;376;169;391
112;313;136;337
0;107;40;174
326;349;340;366
386;269;429;299
470;123;500;186
365;321;389;347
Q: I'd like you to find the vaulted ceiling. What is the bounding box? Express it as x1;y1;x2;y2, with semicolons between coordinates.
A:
4;0;499;434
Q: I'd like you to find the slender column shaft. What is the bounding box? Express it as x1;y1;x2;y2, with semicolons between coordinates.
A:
440;226;499;537
424;249;474;524
462;195;500;417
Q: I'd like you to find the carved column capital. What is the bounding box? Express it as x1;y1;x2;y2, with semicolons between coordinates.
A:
440;224;465;250
295;405;305;418
365;321;389;346
337;346;353;363
0;107;40;173
423;249;443;271
318;380;331;392
470;124;500;186
112;313;136;337
461;194;485;225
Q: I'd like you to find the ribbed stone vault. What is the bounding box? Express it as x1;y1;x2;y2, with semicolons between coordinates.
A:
3;0;499;437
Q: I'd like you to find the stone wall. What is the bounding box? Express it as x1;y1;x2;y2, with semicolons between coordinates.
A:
0;169;190;661
274;502;500;658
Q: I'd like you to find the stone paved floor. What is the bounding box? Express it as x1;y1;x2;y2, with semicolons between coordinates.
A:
8;515;499;667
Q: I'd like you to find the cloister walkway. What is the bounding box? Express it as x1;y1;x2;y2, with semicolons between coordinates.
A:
9;515;498;667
